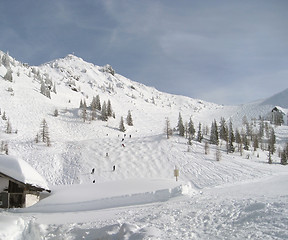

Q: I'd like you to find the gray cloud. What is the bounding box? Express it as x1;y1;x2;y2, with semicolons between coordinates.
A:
1;0;288;105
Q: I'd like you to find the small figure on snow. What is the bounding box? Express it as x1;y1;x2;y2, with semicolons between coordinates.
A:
93;180;95;183
122;143;125;147
91;168;95;174
113;165;116;172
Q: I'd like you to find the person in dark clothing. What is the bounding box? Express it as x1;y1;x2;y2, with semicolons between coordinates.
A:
91;168;95;174
113;165;116;171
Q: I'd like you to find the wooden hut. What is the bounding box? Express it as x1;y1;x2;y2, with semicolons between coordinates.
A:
0;154;50;208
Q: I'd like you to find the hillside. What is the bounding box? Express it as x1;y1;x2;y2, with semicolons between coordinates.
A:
1;51;288;239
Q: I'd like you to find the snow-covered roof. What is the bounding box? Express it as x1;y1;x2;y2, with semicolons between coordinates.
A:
272;106;287;114
0;154;49;191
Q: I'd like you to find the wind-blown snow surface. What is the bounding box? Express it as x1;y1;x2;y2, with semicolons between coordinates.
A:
0;51;288;239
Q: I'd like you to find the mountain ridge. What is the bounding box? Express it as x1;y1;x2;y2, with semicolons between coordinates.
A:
0;50;287;185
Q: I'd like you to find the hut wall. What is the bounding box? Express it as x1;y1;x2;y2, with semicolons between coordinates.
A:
25;193;40;208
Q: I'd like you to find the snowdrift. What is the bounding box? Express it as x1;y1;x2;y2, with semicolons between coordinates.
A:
16;179;194;213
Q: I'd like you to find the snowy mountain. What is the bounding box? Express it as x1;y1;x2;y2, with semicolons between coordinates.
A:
1;50;288;239
261;88;288;108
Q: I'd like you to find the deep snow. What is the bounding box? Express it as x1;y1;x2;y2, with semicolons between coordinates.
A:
0;51;287;239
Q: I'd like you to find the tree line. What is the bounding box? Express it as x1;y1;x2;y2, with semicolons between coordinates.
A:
165;113;287;165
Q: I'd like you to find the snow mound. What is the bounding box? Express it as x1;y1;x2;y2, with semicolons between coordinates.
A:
0;154;49;190
17;179;194;213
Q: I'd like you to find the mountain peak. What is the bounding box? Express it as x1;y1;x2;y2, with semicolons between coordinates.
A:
261;88;288;108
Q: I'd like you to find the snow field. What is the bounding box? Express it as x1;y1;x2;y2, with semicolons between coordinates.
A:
1;52;288;239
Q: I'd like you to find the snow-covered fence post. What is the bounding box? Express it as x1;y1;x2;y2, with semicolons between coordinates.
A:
174;166;179;181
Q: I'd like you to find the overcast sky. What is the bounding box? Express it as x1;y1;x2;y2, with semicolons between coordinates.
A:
1;0;288;105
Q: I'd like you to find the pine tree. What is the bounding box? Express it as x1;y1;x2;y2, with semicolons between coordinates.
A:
95;95;101;111
253;134;259;151
268;145;272;164
243;134;249;151
164;117;173;139
4;69;13;82
280;143;288;165
197;123;203;143
126;110;133;126
101;101;108;121
235;129;241;151
2;111;7;120
268;127;276;154
119;116;126;132
188;117;195;139
5;119;12;134
81;102;87;122
228;120;235;153
219;117;228;142
40;81;50;98
39;119;51;146
177;113;185;137
210;120;219;145
107;100;112;117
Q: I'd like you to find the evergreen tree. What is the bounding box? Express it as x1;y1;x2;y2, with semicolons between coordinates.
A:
39;119;51;146
2;111;7;120
253;134;259;151
101;101;108;121
210;120;219;145
5;119;12;134
107;99;112;117
243;134;249;151
187;134;192;145
90;96;97;110
126;110;133;126
79;99;83;108
81;102;87;122
4;69;13;82
268;145;272;164
219;117;228;142
268;127;276;154
95;95;101;111
40;81;51;98
227;120;235;153
258;119;264;138
177;113;185;137
280;143;288;165
119;116;126;132
188;117;195;139
164;117;173;139
235;129;241;148
197;123;203;143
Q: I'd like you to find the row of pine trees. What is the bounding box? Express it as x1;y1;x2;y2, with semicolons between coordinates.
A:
166;113;286;165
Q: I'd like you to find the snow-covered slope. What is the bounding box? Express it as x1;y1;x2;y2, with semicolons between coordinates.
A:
261;88;288;108
1;50;288;239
